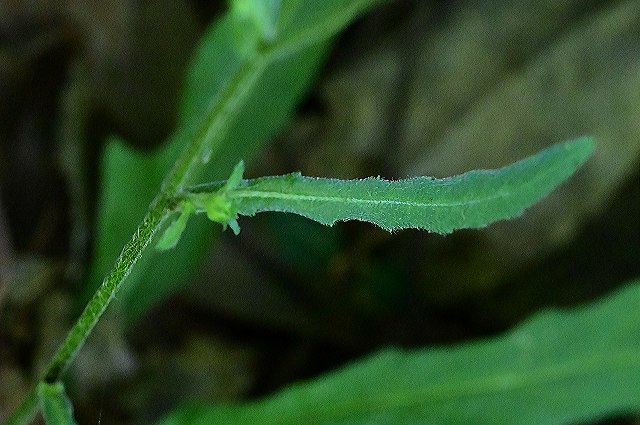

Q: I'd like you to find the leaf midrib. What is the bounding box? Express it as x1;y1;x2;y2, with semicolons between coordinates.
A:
232;188;486;208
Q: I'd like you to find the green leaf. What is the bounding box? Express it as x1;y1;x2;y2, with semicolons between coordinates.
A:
209;137;593;233
156;202;196;251
38;382;79;425
222;160;246;192
157;279;640;425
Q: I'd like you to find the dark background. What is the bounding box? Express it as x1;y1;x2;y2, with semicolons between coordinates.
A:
1;1;639;424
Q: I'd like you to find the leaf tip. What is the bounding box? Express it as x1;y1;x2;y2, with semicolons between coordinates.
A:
224;160;246;191
564;135;596;165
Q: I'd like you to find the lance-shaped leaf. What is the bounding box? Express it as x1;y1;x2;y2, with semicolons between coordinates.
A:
38;383;79;425
194;137;593;233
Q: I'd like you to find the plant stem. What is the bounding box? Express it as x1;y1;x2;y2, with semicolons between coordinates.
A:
5;52;268;425
43;197;170;382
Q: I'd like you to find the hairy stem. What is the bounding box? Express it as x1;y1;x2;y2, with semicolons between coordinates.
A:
43;198;170;382
6;51;268;425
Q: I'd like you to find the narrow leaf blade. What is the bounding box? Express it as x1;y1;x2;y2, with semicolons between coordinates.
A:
38;382;79;425
231;137;594;233
157;279;640;425
156;203;195;251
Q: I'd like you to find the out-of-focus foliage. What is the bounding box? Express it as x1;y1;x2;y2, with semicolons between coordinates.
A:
158;279;640;425
1;0;638;424
84;15;330;320
85;0;389;321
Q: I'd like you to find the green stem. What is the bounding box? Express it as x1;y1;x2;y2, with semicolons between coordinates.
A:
5;51;268;425
42;197;170;382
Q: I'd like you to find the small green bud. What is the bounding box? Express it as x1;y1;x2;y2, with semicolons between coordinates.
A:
205;194;236;224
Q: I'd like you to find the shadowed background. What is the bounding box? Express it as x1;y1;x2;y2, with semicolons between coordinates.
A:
0;1;639;424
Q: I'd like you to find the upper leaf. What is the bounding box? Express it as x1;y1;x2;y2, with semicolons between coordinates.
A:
215;137;594;233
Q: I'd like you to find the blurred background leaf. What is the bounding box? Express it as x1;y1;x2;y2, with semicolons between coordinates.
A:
83;13;331;320
157;279;640;425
